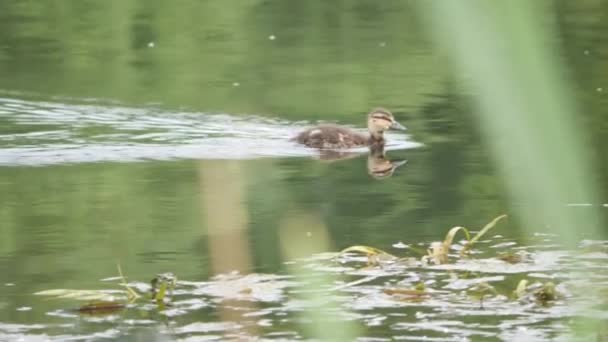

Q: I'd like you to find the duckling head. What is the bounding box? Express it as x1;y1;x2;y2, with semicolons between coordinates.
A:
367;108;406;140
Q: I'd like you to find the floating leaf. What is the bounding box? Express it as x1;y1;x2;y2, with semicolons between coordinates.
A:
34;289;124;302
339;245;394;257
384;282;429;301
512;279;528;299
339;245;396;266
78;301;126;315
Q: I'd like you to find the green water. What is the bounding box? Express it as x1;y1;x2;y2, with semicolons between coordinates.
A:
1;1;608;340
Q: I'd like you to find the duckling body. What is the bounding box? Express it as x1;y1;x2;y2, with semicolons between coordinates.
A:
294;124;372;149
294;108;405;149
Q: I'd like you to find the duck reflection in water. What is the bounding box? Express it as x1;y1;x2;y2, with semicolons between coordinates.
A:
312;145;407;179
366;144;407;179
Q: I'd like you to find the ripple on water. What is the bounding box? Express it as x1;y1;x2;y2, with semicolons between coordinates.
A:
0;96;421;166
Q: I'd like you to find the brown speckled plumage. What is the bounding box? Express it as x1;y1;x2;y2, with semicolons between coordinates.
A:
293;108;404;149
294;125;376;149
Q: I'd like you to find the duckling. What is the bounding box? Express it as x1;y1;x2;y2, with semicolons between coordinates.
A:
293;108;406;149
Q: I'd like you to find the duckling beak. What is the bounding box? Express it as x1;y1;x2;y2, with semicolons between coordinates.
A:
390;121;406;131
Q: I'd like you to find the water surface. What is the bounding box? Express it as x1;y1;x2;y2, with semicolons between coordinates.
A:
1;0;608;340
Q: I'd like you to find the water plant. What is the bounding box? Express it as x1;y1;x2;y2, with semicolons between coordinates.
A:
34;265;176;315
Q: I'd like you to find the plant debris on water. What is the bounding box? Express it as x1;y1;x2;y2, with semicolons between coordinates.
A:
11;215;608;340
34;265;177;315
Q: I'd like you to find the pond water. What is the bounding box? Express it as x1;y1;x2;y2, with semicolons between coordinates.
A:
1;1;608;341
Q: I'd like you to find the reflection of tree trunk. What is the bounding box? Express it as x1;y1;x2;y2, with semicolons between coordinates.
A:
198;160;256;337
199;161;251;274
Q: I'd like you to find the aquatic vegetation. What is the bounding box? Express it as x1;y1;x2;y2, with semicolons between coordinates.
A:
405;214;506;265
511;279;561;306
33;289;126;303
339;245;395;258
498;251;528;264
460;214;508;256
76;301;128;315
533;282;558;303
339;245;397;266
335;215;568;313
383;282;429;301
512;279;529;299
15;227;608;340
467;282;500;308
341;214;508;266
18;216;607;340
34;265;176;315
149;272;177;303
